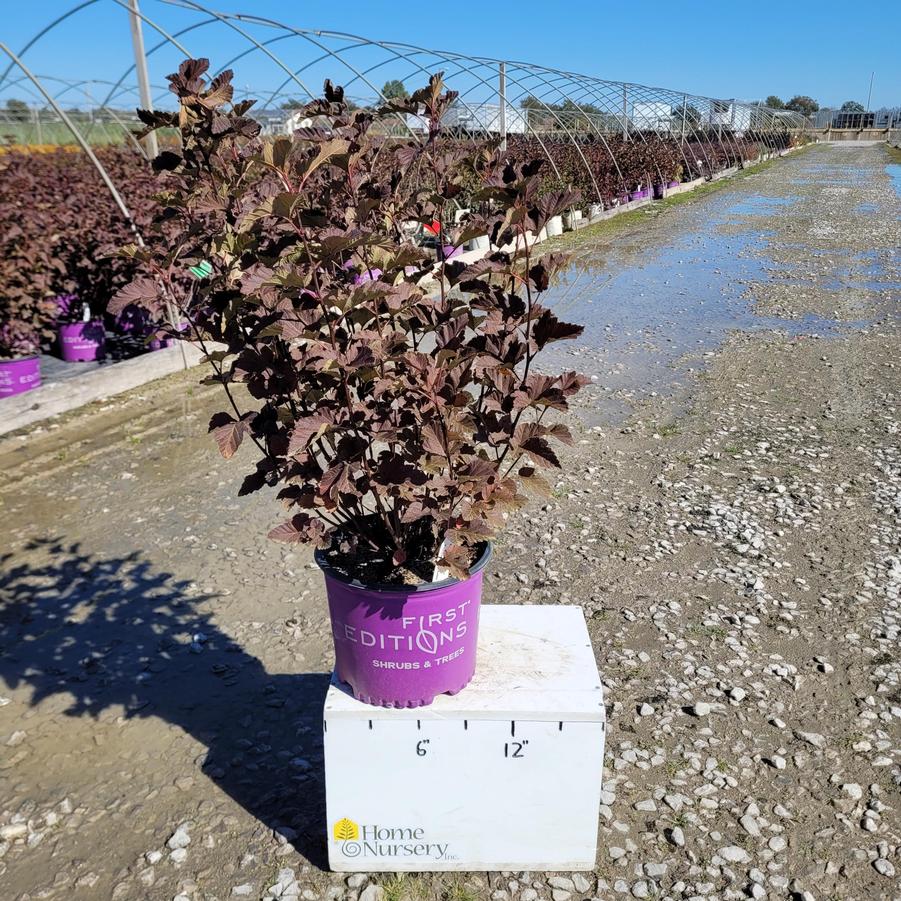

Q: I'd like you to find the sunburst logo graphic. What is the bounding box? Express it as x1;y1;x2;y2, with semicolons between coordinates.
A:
333;818;359;841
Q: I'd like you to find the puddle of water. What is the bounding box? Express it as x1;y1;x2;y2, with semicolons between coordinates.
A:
542;191;873;422
888;164;901;200
822;277;901;292
729;195;797;215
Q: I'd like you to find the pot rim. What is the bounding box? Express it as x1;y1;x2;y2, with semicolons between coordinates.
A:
0;354;40;363
315;541;492;594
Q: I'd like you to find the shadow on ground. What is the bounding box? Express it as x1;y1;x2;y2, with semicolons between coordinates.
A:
0;538;330;868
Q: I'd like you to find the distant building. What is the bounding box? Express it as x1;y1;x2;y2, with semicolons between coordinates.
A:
631;102;672;131
252;108;291;135
831;110;876;129
406;101;527;135
708;102;752;132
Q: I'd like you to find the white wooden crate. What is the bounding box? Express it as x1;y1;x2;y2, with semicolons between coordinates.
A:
324;604;605;871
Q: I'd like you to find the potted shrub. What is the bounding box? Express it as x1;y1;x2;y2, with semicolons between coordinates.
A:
0;321;43;399
57;299;106;362
111;61;587;708
0;293;55;399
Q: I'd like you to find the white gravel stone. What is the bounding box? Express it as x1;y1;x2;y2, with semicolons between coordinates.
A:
873;859;895;878
572;874;591;893
719;845;751;864
644;862;667;879
167;824;191;850
795;730;826;749
0;824;27;841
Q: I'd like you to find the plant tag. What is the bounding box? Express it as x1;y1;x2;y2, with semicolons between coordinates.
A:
431;536;450;582
189;260;213;280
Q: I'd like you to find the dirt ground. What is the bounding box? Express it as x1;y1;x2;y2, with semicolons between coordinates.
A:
1;143;899;901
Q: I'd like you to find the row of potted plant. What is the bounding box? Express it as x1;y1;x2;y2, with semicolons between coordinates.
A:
0;144;174;397
0;294;184;398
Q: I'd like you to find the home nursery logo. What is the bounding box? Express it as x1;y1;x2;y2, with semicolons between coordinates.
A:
332;819;453;861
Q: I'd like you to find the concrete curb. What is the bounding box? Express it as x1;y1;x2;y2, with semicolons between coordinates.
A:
0;343;207;437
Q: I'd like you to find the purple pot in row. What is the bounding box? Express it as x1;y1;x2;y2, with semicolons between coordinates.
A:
352;267;383;285
149;321;190;351
114;304;150;335
0;356;41;399
59;321;106;362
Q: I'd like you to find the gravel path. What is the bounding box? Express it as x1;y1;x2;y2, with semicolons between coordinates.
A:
1;143;899;901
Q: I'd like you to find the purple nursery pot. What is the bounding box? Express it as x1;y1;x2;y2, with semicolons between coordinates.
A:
58;321;106;362
352;267;383;285
667;180;680;188
0;356;41;398
440;244;462;261
149;321;189;351
316;543;492;708
114;304;150;335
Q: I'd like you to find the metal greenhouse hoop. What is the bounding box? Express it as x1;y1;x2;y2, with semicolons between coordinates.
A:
0;0;808;231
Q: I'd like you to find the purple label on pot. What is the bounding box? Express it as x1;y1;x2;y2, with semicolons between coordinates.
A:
322;571;484;706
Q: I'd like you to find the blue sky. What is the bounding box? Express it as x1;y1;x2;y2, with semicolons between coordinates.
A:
1;0;899;110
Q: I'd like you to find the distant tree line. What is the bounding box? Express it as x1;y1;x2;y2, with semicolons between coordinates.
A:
764;95;870;116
